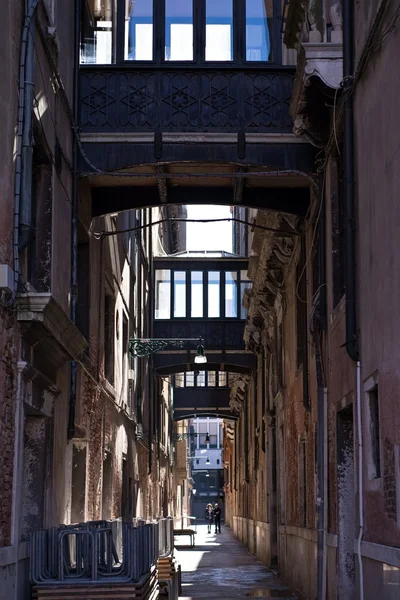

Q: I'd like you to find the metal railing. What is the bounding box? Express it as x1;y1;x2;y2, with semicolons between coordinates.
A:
30;517;174;585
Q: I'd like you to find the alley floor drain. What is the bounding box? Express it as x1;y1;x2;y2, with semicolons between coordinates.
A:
245;590;294;597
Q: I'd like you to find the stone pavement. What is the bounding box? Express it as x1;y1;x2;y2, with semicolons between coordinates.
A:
174;524;297;600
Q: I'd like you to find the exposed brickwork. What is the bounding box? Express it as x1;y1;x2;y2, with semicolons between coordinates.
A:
0;308;17;546
383;437;397;522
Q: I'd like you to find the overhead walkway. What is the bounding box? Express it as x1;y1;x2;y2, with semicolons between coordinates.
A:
151;256;256;421
175;524;297;600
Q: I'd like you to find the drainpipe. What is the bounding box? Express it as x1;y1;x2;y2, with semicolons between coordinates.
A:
68;0;81;440
19;0;36;252
343;0;358;362
356;361;364;599
343;3;364;596
314;173;327;600
12;0;40;298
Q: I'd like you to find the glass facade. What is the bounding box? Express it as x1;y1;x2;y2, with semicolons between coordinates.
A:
174;371;233;387
208;272;220;318
165;0;194;61
225;272;238;318
191;272;204;317
80;0;277;65
173;271;186;317
246;0;271;62
155;267;251;319
126;0;153;60
206;0;233;62
155;270;171;319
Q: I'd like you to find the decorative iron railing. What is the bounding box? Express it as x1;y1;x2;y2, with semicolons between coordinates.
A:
79;67;295;133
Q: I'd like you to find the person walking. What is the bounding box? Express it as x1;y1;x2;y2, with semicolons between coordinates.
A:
205;503;214;533
214;503;222;534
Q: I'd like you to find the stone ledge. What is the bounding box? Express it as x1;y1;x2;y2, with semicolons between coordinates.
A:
0;542;29;568
355;540;400;568
17;293;88;368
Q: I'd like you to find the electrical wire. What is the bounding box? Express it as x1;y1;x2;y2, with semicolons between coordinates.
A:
93;217;299;240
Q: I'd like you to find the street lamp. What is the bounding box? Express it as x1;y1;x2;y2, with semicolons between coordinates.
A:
130;336;207;363
194;339;207;364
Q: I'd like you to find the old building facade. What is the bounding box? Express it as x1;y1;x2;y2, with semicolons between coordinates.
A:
1;0;400;599
225;1;400;599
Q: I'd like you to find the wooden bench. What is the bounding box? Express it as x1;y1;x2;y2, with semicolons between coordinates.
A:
173;528;196;547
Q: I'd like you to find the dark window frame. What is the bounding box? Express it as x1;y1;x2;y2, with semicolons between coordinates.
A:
83;0;283;67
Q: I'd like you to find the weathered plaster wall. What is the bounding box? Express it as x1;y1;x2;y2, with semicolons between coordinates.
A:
354;1;400;551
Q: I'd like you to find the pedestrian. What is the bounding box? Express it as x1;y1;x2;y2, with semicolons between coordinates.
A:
205;503;214;533
214;502;221;534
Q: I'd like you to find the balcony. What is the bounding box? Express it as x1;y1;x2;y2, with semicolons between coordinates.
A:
79;67;295;134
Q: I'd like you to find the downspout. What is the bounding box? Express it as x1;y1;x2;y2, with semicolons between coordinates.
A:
343;2;364;597
12;0;40;299
343;0;358;362
19;0;36;252
68;0;81;440
356;361;364;599
314;173;327;600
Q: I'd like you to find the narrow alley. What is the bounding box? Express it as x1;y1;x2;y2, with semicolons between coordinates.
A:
176;525;296;600
1;1;400;599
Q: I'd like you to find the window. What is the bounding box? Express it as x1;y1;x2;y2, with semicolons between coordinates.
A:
296;238;307;369
208;272;220;317
246;0;271;61
218;372;227;387
196;371;206;387
174;271;186;317
366;384;381;480
208;371;216;387
175;373;185;387
126;0;153;60
155;270;171;319
80;0;279;65
165;0;193;61
104;294;115;385
240;270;252;319
206;0;233;61
80;0;115;64
191;272;203;317
225;271;238;317
122;314;129;399
186;372;194;387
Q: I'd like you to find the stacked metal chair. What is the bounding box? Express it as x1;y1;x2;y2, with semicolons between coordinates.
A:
30;519;168;599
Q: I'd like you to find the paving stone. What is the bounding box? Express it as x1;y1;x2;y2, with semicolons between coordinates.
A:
175;525;297;600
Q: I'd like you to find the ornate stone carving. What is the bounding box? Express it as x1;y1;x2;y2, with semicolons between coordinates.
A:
330;1;343;43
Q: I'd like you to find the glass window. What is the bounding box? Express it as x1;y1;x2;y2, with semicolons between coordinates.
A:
241;282;252;319
206;0;233;61
218;372;227;387
186;372;194;386
165;0;193;61
209;434;218;448
225;272;238;318
175;373;185;387
125;0;153;60
208;371;216;387
246;0;271;62
80;1;114;65
155;270;171;319
191;272;204;317
196;371;206;387
174;271;186;317
199;433;208;448
208;272;220;317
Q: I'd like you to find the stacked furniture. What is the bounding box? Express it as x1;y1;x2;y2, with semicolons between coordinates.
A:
30;519;170;600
